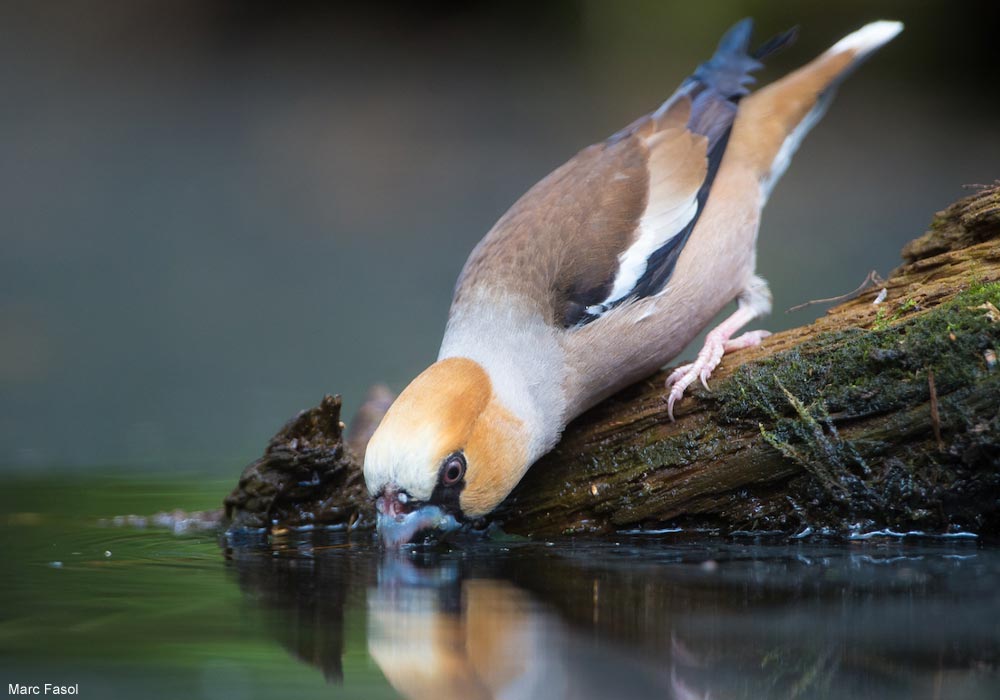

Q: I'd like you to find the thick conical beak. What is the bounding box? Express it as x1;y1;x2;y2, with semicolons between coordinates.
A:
376;505;460;548
375;487;460;548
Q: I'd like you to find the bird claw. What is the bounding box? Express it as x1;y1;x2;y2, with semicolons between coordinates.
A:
665;361;703;421
664;329;771;421
664;366;686;389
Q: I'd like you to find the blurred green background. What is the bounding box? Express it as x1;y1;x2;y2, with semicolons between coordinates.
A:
2;0;998;473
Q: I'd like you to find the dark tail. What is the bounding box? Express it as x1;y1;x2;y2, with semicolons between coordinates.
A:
692;19;798;99
753;25;799;61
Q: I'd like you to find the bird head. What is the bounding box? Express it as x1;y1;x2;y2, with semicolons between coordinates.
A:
364;357;529;547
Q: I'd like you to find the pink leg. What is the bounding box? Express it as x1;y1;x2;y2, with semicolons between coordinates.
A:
665;277;772;421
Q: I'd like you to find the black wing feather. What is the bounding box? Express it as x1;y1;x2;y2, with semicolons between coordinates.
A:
574;19;795;327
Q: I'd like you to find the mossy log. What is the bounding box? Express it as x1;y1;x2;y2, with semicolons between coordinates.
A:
224;185;1000;537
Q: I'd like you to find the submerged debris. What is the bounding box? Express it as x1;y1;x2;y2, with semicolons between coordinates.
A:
223;394;375;533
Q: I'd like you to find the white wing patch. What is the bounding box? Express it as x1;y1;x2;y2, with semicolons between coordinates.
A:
586;127;707;315
587;201;699;314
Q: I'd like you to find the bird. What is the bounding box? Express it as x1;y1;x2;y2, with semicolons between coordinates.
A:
364;19;903;546
368;565;705;699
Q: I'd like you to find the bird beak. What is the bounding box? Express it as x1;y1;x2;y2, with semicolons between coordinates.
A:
375;488;460;548
377;505;460;548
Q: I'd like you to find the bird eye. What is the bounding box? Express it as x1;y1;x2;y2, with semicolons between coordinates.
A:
441;453;466;486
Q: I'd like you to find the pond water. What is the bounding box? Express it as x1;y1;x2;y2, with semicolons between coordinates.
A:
2;473;998;700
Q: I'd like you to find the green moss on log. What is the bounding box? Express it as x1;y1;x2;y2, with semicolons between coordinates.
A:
717;281;1000;427
496;279;1000;536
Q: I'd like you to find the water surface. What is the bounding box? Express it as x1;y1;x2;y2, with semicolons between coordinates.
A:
2;473;998;699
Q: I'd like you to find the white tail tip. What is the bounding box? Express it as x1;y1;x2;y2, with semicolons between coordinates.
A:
828;20;904;57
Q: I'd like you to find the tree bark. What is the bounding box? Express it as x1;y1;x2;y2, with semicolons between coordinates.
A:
224;185;1000;537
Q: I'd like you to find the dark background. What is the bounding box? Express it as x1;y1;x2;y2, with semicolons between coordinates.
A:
2;1;998;471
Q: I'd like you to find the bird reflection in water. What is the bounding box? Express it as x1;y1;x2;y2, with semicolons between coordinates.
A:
223;532;999;700
367;556;698;700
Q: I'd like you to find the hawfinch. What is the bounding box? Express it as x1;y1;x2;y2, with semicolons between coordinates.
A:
364;19;903;546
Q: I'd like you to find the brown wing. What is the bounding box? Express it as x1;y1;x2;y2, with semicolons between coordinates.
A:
452;98;710;328
453;19;794;328
453;126;648;326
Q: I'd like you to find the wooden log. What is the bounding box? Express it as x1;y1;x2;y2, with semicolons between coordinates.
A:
224;185;1000;537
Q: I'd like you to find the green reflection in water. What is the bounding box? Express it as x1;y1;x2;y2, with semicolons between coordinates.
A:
0;472;397;700
3;471;999;700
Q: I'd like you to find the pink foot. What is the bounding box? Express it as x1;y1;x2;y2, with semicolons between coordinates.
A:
665;329;770;420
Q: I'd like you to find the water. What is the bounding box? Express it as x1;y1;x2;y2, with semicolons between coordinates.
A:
2;473;998;699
